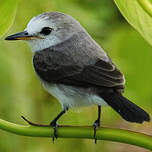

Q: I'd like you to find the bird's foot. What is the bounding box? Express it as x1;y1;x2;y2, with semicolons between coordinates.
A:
22;116;59;142
50;120;58;143
93;119;100;144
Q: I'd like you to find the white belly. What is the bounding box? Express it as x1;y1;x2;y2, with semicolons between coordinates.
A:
42;81;107;109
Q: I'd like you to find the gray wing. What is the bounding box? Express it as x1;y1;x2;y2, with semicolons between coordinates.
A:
33;48;125;89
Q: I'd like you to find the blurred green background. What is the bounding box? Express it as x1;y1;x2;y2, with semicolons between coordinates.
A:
0;0;152;151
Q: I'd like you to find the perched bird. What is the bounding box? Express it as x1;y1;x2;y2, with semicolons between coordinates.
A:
5;12;150;142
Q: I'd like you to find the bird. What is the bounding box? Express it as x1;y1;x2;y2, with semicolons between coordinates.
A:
5;12;150;143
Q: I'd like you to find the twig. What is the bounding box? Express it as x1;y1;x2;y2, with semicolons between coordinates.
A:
0;118;151;150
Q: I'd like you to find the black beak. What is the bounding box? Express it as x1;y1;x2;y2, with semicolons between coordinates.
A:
5;31;36;40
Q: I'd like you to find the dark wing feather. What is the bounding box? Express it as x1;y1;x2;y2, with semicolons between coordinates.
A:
33;49;125;89
60;61;124;88
33;50;83;81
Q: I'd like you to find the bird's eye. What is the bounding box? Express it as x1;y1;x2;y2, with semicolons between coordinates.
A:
40;27;53;35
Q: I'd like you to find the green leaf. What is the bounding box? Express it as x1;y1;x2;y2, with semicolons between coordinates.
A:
0;0;19;38
114;0;152;46
137;0;152;17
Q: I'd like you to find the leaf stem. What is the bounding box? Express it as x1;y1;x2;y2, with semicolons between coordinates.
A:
0;118;152;150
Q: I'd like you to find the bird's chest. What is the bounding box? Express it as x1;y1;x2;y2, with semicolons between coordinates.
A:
41;80;107;109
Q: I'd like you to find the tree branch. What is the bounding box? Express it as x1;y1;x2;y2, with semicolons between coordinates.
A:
0;118;152;150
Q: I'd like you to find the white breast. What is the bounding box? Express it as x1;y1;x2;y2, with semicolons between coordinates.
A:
41;81;108;109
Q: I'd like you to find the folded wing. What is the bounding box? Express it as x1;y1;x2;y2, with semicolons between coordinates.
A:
33;49;125;89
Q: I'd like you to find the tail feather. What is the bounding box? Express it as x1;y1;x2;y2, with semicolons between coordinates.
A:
99;92;150;123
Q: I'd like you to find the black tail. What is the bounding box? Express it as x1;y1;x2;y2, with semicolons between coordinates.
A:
99;92;150;123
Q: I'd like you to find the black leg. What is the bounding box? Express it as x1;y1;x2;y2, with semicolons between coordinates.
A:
50;107;68;142
93;105;101;144
21;107;68;142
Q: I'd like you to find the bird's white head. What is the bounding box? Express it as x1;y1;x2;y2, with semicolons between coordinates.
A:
5;12;82;52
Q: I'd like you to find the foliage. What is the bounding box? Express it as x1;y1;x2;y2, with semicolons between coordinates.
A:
137;0;152;17
114;0;152;46
0;0;19;38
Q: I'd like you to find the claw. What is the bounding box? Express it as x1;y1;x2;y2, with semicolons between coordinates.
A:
93;119;100;144
22;108;68;142
50;121;58;142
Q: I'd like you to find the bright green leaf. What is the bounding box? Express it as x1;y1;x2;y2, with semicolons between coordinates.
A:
0;0;19;38
114;0;152;46
137;0;152;17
